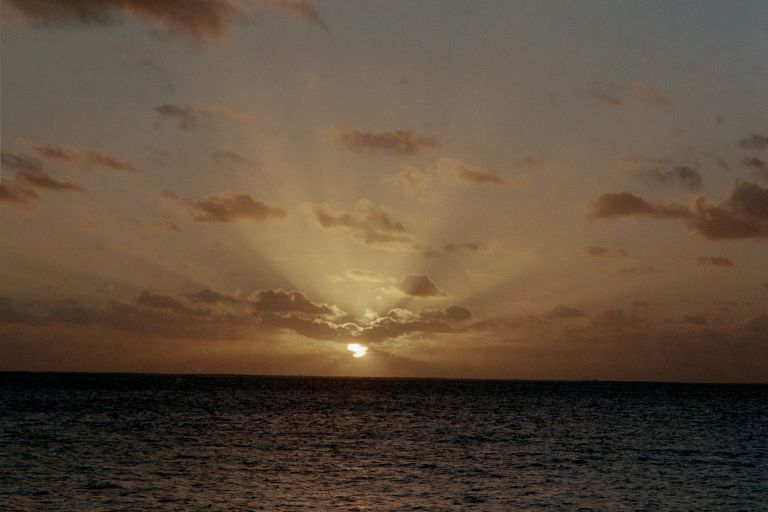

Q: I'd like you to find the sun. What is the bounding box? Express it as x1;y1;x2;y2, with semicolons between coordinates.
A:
347;343;368;358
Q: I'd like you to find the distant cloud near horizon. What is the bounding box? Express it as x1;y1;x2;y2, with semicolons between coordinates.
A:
545;305;587;319
332;125;438;156
698;256;734;267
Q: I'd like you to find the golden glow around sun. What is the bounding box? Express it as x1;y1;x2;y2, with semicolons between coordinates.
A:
347;343;368;358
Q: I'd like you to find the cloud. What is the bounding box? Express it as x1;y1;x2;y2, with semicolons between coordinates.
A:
632;81;669;105
185;192;286;223
156;104;200;130
332;125;437;156
251;289;339;317
697;256;734;267
389;168;435;202
738;134;768;151
342;269;389;283
0;180;38;209
3;0;243;40
355;307;468;342
312;200;417;251
251;0;328;32
212;150;256;167
591;182;768;241
422;240;499;258
155;103;248;131
1;151;43;172
397;274;444;298
1;151;83;208
518;153;543;165
135;291;194;315
742;157;767;171
186;288;240;305
453;164;506;187
587;246;629;258
589;192;690;220
545;305;587;319
20;141;133;172
417;305;472;322
15;170;84;192
637;165;703;190
685;182;768;240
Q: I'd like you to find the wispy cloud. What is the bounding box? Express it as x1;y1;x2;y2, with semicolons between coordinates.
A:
332;125;438;156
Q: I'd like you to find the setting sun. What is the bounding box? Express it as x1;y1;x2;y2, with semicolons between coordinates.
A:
347;343;368;358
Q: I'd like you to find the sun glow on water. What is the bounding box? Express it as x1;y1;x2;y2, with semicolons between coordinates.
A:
347;343;368;358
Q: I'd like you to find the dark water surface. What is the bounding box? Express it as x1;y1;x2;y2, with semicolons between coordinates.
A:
1;373;766;510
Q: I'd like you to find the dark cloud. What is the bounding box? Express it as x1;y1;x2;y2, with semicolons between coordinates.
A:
454;164;506;187
259;312;356;341
592;182;768;241
1;151;43;172
682;314;708;325
4;0;241;40
186;288;240;305
738;134;768;151
638;165;703;190
742;157;767;171
251;289;338;317
15;171;84;192
697;256;734;267
1;151;83;208
0;180;38;208
333;125;437;156
545;305;587;319
135;291;193;314
21;141;133;172
355;308;465;343
212;150;255;167
397;274;444;298
587;246;629;258
312;200;417;251
185;192;286;223
685;182;768;240
417;305;472;322
156;104;203;130
423;241;495;258
590;192;690;220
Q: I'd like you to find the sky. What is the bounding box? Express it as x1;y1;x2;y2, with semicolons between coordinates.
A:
1;0;767;383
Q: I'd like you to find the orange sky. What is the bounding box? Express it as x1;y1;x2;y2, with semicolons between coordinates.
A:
1;0;767;382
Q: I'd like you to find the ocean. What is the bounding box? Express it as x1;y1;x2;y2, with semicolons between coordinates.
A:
1;373;766;510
